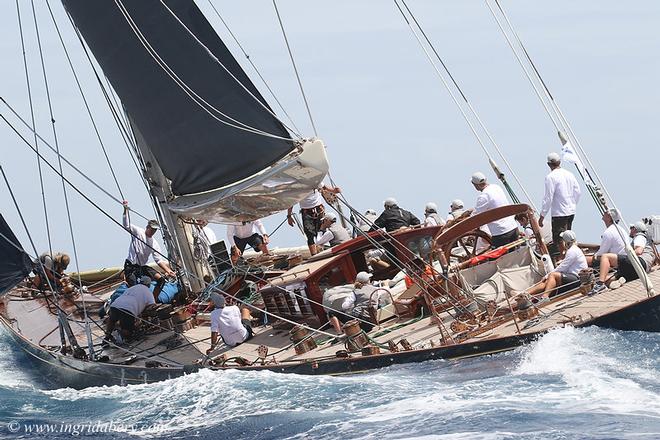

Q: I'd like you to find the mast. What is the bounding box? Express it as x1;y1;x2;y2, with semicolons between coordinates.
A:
129;123;207;292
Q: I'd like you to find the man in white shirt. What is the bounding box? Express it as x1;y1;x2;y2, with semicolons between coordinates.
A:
423;202;446;228
316;212;350;248
523;230;587;300
287;184;341;256
588;221;656;295
206;293;254;354
538;153;582;260
471;172;519;248
586;209;628;272
358;209;378;232
227;220;269;263
121;201;175;291
105;276;155;342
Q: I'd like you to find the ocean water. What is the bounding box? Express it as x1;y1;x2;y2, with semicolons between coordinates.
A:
0;326;658;439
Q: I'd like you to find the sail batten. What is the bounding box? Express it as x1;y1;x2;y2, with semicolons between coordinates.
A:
62;0;295;196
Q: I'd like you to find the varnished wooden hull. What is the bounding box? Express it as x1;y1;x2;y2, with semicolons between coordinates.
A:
3;291;659;387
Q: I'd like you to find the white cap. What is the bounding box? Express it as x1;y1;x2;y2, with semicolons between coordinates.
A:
632;221;647;232
323;212;337;223
471;172;487;185
365;209;377;216
384;197;397;208
560;230;577;243
450;199;464;210
425;202;437;212
355;271;372;284
607;207;621;223
547;152;561;164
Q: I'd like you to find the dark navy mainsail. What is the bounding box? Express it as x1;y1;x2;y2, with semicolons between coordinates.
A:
0;214;32;296
62;0;295;196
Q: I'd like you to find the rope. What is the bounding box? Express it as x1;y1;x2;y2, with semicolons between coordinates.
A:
32;0;95;358
272;0;319;137
395;0;537;211
205;0;302;137
111;0;294;142
0;97;152;223
15;0;53;258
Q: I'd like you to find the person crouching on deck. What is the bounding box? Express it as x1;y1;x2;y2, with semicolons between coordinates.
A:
104;276;155;344
206;293;254;354
32;252;71;292
316;212;350;249
587;221;656;296
121;201;175;296
521;230;586;300
328;272;380;334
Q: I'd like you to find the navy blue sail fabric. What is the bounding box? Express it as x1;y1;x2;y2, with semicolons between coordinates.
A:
62;0;294;195
0;214;32;296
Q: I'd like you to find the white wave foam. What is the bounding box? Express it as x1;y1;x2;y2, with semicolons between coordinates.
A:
515;326;660;417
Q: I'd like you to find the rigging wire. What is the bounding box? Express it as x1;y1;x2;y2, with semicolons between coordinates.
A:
112;0;295;142
205;0;302;136
484;0;614;214
44;0;125;201
156;0;302;139
31;0;95;358
15;0;53;258
395;0;536;211
272;0;319;138
0;97;152;222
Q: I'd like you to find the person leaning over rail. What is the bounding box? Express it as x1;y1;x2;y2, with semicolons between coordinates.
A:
423;202;446;227
206;292;254;354
588;221;656;296
316;212;350;248
121;201;175;296
585;208;628;270
470;172;519;248
287;183;341;256
515;230;587;300
370;197;420;232
538;152;581;261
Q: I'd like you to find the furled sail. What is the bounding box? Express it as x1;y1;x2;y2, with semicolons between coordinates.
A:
0;214;32;296
62;0;328;221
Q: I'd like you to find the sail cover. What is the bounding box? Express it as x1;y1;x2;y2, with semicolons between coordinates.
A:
62;0;295;195
0;214;32;296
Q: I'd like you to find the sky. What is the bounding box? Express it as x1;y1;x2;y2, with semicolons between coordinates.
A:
1;1;660;271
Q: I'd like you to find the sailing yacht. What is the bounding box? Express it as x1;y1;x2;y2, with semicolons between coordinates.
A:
0;0;659;388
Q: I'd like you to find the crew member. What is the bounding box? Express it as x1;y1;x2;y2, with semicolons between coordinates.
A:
588;221;656;295
470;172;519;248
32;252;71;291
447;199;466;222
328;272;381;333
227;219;269;264
371;198;420;232
287;184;341;256
586;208;628;268
358;209;378;232
206;293;254;353
538;152;581;259
423;202;446;227
316;212;350;248
105;276;155;343
121;201;175;293
523;230;586;299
